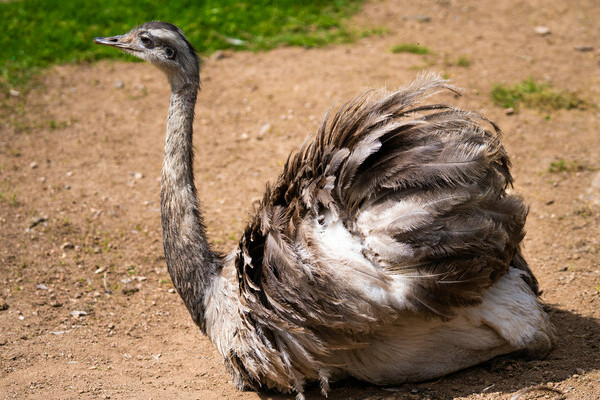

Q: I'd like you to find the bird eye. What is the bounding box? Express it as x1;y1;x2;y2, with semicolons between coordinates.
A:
140;36;152;47
165;47;176;59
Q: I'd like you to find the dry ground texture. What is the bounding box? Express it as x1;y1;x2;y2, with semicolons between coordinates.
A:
1;0;600;399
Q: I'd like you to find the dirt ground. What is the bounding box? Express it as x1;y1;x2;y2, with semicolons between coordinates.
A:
1;0;599;399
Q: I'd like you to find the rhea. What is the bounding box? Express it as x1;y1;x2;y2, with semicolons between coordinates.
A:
95;22;553;399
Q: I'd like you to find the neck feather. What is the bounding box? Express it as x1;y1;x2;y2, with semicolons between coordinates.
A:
161;83;220;331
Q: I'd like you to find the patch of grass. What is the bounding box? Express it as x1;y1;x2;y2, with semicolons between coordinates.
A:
1;0;367;93
390;43;430;55
491;78;588;112
49;120;71;130
548;159;593;173
0;192;19;207
456;55;470;67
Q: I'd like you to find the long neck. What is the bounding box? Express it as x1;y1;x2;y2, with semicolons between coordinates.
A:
161;83;220;332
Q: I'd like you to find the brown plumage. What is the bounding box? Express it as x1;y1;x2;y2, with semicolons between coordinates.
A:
95;22;553;399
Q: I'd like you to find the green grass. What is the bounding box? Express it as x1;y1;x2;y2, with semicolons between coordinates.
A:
390;43;430;55
1;0;366;92
548;159;593;173
491;78;587;112
456;55;470;67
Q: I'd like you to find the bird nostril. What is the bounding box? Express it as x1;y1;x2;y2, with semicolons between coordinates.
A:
109;38;118;42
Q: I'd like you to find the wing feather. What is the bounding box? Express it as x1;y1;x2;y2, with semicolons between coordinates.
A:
231;73;536;387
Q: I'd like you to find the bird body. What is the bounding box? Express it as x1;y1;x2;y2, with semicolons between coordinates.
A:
95;22;553;399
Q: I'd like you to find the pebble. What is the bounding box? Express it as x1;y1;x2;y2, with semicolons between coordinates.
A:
134;172;143;180
60;242;74;250
212;50;226;60
36;283;48;290
403;14;431;22
504;107;515;115
70;310;87;317
114;79;124;89
239;132;249;141
66;171;73;177
574;45;594;52
30;161;38;169
258;123;272;139
0;298;8;311
534;26;551;35
122;287;139;296
51;330;71;335
9;89;21;97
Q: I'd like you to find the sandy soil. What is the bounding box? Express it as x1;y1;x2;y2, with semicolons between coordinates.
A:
1;0;600;399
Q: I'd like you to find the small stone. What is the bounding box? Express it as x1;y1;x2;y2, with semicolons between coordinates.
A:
403;15;431;22
258;123;272;139
60;242;74;250
239;132;249;141
30;162;38;169
9;89;21;97
168;288;176;293
414;14;431;22
94;267;105;274
40;177;46;183
134;172;143;180
0;298;8;311
114;79;124;89
70;310;87;317
504;107;514;115
534;26;551;35
212;50;226;60
574;45;594;52
36;284;48;290
66;171;73;177
121;287;139;296
50;301;63;308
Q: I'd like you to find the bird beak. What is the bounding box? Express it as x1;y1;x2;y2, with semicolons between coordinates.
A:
94;35;124;47
94;34;138;52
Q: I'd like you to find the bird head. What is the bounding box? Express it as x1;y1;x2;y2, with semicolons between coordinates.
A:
94;21;200;91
